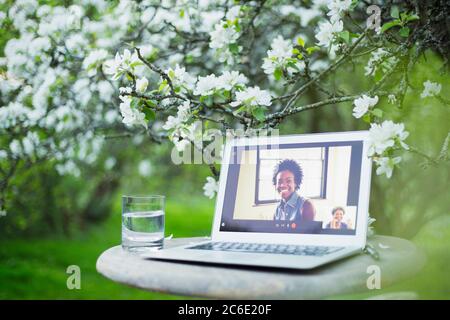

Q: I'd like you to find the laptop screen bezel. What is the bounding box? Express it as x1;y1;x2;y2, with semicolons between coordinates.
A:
211;131;372;248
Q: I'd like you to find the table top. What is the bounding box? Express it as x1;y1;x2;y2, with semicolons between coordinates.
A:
96;236;425;299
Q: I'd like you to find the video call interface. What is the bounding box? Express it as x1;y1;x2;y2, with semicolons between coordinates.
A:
219;141;363;235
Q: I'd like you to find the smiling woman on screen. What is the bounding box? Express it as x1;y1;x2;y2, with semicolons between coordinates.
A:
272;159;316;225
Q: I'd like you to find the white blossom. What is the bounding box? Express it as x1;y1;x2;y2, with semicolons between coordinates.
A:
209;9;241;64
119;86;132;94
82;49;109;77
22;131;40;156
171;121;201;152
209;22;239;50
162;101;191;131
217;71;248;90
0;102;29;129
230;87;272;107
262;35;294;75
420;80;442;98
103;49;140;80
55;160;80;177
9;139;22;157
225;5;241;21
315;20;343;47
388;94;397;104
119;96;147;128
0;11;6;24
136;77;148;93
0;150;7;159
352;95;378;118
138;160;152;177
104;157;116;170
203;176;219;199
327;0;352;22
375;156;402;178
97;81;114;102
368;120;409;156
194;74;219;96
166;64;196;93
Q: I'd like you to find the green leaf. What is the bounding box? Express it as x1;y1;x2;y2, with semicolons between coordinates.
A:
381;20;401;32
228;43;239;54
286;61;299;71
371;108;383;118
390;6;399;19
143;108;156;121
203;95;214;107
185;54;194;64
399;27;410;37
252;107;267;122
350;0;359;10
130;98;138;109
129;61;143;68
274;68;283;81
306;46;319;55
362;113;371;123
292;48;300;55
405;14;419;22
338;31;350;43
296;37;305;47
235;106;246;113
179;9;185;18
168;69;175;79
145;99;157;107
158;80;168;92
222;90;231;99
374;69;383;82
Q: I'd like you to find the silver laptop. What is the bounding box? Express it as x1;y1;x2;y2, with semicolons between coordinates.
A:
144;131;372;269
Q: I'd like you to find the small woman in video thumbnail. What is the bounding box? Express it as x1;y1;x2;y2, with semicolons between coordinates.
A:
326;207;349;230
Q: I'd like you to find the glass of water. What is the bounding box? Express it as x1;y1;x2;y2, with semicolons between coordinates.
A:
122;195;165;252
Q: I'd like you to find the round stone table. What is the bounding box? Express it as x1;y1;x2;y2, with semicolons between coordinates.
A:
96;236;425;299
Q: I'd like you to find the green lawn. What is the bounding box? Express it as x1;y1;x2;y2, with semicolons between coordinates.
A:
0;196;214;299
1;196;449;299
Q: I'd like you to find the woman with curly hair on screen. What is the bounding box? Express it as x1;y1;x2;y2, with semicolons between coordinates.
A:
272;159;316;226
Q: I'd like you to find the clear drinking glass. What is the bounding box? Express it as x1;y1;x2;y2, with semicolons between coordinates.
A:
121;195;165;252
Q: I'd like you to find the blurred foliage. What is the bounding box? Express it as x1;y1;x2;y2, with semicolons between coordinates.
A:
1;52;448;239
279;51;449;239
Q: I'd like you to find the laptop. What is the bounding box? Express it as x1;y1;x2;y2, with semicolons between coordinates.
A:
143;131;372;269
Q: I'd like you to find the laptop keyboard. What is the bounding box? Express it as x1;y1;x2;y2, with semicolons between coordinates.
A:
188;242;344;257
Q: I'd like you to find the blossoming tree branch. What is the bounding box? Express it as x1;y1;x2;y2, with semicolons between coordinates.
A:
0;0;449;206
103;1;449;197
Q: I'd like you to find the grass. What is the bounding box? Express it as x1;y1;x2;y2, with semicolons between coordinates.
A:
0;196;449;299
0;196;214;299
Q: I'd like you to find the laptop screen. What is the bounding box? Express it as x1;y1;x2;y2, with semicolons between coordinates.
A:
219;140;364;235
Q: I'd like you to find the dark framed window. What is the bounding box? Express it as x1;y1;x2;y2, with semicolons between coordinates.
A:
254;147;329;205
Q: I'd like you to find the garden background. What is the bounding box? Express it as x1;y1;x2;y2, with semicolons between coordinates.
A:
0;0;448;299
